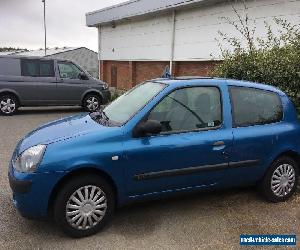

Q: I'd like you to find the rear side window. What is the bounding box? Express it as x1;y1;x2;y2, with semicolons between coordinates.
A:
21;59;54;77
230;87;283;127
39;61;54;77
21;59;39;77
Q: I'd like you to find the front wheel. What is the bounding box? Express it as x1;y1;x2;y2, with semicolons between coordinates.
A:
260;156;299;202
0;95;19;116
53;175;115;238
83;95;102;112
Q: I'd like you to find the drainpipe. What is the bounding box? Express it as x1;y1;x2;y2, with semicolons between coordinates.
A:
169;10;176;76
98;25;102;80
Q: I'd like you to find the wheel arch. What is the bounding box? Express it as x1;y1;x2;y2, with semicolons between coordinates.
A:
273;150;300;170
48;166;118;216
81;90;103;106
0;89;21;105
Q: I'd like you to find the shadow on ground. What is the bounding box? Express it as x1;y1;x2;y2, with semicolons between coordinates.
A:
17;106;83;115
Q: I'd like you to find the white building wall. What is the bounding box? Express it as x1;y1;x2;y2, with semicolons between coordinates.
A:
99;0;300;61
100;14;174;61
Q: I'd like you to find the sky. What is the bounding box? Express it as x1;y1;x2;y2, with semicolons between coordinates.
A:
0;0;127;52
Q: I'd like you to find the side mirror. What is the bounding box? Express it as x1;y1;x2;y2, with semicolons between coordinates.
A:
133;120;162;138
78;72;89;80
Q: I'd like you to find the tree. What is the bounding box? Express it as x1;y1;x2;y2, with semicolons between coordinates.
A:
0;47;29;52
213;0;300;109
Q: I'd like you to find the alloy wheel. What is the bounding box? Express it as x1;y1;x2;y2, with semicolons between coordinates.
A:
0;97;16;114
86;97;99;111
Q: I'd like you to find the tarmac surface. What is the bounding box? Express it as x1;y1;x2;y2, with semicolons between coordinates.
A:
0;107;299;249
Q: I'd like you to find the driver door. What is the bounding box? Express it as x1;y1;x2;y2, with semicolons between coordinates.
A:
56;61;88;105
124;86;233;196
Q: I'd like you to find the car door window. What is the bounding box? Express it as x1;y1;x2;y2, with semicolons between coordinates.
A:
230;87;283;127
58;62;82;79
148;86;222;133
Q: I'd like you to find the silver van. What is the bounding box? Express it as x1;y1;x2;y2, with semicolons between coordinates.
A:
0;56;111;115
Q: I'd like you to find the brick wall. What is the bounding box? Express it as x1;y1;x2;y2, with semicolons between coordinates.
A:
135;61;170;86
100;60;219;90
173;61;218;77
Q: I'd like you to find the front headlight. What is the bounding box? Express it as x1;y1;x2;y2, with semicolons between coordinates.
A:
14;145;46;173
102;83;109;90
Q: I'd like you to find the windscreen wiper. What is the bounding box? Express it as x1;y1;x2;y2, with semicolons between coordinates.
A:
101;110;109;121
90;110;109;123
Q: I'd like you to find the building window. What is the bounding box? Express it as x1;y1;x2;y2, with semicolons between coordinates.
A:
230;87;283;127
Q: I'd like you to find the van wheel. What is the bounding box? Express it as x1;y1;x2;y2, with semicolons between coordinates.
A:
260;156;299;202
53;175;115;238
0;95;19;116
83;94;102;112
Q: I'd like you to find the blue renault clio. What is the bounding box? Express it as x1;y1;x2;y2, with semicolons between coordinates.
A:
8;77;300;237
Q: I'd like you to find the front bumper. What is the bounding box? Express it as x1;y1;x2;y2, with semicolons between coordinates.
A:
8;163;67;219
101;89;111;104
9;173;32;194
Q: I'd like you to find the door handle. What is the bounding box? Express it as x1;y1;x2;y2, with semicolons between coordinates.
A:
213;141;225;146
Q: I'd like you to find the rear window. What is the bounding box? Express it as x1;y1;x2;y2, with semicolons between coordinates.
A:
21;59;54;77
230;87;283;127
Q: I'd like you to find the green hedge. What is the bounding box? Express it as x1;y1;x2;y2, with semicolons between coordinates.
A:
213;18;300;110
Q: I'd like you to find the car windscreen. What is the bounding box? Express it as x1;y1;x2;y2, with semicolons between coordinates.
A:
102;81;166;125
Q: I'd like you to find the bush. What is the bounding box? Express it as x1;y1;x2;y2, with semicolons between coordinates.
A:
213;2;300;109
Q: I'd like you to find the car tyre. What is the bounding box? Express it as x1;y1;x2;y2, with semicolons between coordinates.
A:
260;156;299;202
53;174;115;238
83;94;102;112
0;94;19;116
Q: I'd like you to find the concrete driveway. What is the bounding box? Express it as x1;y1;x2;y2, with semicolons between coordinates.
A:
0;107;299;250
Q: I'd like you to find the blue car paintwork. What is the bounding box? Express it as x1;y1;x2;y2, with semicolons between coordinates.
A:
123;84;234;196
18;113;101;153
9;163;65;217
8;78;300;218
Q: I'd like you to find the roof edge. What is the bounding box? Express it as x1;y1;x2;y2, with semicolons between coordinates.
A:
86;0;218;27
86;0;139;16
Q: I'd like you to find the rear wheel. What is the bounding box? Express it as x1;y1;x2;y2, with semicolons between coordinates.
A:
0;94;19;116
260;156;298;202
83;94;102;112
53;175;115;238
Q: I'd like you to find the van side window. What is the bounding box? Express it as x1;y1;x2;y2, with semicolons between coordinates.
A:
230;87;283;127
21;59;54;77
40;61;54;77
58;62;82;79
21;59;39;77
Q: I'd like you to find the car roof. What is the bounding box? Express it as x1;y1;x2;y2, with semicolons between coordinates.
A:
0;55;74;63
152;77;285;96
